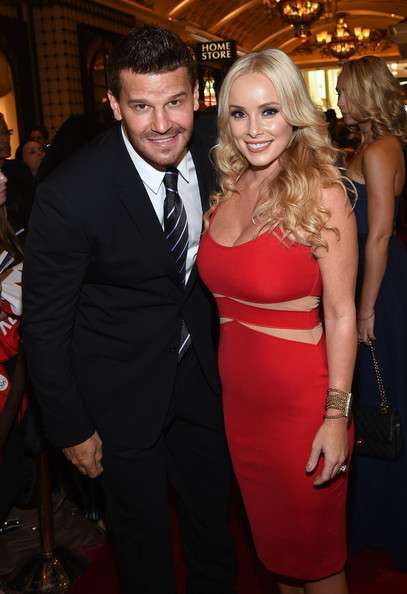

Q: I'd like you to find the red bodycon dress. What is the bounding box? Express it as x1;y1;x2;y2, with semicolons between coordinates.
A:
197;226;352;580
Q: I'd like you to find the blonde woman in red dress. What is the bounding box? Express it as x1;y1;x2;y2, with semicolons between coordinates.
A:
197;49;358;594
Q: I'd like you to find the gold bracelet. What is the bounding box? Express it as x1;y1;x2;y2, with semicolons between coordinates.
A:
325;388;352;417
324;413;346;420
326;394;348;409
327;388;351;397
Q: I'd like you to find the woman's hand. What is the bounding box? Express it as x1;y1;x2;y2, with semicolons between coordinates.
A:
357;311;375;344
306;418;349;486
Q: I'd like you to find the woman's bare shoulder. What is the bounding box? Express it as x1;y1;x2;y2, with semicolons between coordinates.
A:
364;135;402;161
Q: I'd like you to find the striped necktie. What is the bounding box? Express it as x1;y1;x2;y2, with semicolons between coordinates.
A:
163;168;191;359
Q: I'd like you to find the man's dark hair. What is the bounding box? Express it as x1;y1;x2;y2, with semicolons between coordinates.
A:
107;25;197;98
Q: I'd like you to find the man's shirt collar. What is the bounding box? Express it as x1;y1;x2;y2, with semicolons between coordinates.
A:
121;125;191;195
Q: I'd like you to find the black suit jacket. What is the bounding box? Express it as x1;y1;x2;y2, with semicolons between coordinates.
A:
23;119;221;450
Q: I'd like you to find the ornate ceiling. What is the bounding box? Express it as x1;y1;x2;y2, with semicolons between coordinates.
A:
103;1;407;66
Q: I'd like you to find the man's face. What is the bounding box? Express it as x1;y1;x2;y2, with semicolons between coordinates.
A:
108;67;199;170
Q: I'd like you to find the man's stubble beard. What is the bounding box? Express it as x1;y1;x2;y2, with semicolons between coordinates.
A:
123;121;192;169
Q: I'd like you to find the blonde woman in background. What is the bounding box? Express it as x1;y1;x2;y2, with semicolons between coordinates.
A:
337;56;407;570
197;49;358;593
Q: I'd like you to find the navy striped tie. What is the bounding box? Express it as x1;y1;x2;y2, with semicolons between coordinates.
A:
163;168;191;359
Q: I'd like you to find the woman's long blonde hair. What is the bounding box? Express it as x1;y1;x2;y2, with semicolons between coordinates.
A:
213;48;345;250
338;55;407;143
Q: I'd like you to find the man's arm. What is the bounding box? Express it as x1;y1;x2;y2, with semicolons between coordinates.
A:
23;182;95;451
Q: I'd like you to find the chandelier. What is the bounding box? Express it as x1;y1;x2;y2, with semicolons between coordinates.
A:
317;15;356;60
315;14;383;61
263;1;325;38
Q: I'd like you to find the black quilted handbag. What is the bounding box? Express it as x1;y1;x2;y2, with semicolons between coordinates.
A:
354;341;403;460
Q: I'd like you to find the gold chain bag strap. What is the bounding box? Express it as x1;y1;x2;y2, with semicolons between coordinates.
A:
354;340;403;460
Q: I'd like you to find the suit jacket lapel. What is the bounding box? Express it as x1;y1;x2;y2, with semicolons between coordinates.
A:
110;125;214;294
113;132;184;290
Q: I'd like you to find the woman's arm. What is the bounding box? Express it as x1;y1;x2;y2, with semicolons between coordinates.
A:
306;184;358;486
358;140;399;342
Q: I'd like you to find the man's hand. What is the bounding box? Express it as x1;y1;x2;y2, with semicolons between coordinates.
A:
63;431;103;478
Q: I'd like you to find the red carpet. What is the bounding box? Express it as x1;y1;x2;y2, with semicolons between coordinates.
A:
68;499;407;594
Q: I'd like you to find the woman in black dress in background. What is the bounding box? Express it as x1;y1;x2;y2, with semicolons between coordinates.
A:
337;56;407;569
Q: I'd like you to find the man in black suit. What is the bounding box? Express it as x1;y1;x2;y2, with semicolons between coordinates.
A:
23;26;236;594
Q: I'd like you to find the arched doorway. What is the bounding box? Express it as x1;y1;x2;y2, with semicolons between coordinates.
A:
78;24;122;124
0;49;19;157
88;39;112;118
0;15;38;153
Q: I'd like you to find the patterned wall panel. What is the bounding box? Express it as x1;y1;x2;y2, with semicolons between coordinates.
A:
0;4;18;20
32;0;134;138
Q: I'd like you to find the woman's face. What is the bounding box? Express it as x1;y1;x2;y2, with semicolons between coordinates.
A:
336;74;358;125
22;140;45;176
228;72;293;175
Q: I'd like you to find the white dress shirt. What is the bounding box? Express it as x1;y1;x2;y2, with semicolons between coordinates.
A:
121;126;203;283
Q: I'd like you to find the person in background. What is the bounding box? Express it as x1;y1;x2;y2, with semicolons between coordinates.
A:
337;55;407;571
23;25;236;594
197;48;357;594
0;164;29;537
36;113;107;183
5;138;44;232
27;124;50;151
325;107;338;143
15;139;45;180
0;114;11;168
0;115;32;231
